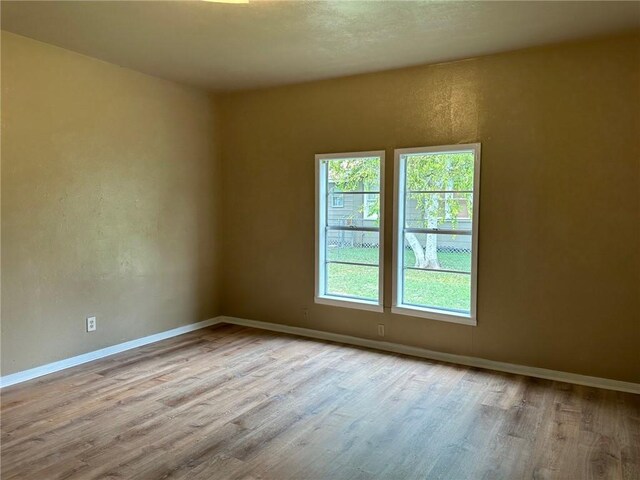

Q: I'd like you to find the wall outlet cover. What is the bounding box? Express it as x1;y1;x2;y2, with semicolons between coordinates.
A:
87;316;97;332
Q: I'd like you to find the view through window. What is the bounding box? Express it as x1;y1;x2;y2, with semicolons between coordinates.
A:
393;144;480;325
315;152;384;311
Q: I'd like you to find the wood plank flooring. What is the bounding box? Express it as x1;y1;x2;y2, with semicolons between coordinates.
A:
1;324;639;479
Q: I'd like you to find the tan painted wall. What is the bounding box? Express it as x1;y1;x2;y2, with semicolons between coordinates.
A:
219;34;640;383
1;32;222;375
2;31;638;383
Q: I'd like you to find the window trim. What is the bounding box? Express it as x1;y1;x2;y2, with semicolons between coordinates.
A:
391;143;480;326
315;150;385;312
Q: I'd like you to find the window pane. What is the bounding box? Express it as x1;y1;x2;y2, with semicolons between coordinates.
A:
328;193;380;227
403;233;471;272
326;263;379;301
327;233;379;265
330;192;344;208
327;157;380;192
404;192;472;230
403;270;470;313
403;151;474;192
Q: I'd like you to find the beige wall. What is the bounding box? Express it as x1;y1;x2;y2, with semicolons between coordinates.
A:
2;31;638;383
1;32;221;375
219;34;640;383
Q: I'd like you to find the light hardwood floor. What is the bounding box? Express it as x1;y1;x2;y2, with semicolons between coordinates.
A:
1;324;639;479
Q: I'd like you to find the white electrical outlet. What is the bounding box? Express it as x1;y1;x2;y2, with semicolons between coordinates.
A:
303;308;309;321
86;316;97;332
377;324;385;337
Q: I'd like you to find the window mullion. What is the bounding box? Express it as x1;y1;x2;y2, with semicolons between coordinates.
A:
400;160;407;307
404;266;471;275
404;227;471;236
327;260;378;267
324;162;330;296
326;226;379;233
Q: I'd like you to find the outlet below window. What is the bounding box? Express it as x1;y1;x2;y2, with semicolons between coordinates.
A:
87;316;97;332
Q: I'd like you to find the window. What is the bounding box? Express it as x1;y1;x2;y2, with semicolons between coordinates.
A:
329;184;345;208
316;151;384;311
392;144;480;325
363;193;378;220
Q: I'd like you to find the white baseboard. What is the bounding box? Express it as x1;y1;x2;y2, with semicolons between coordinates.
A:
3;315;638;395
0;318;222;388
219;316;640;395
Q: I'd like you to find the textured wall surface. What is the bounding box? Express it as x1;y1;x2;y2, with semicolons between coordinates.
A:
219;34;640;382
1;32;222;375
2;31;638;383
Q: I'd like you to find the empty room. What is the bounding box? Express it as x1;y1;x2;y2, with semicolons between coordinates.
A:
1;1;639;479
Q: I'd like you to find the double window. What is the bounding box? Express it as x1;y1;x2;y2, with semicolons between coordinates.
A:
316;144;480;325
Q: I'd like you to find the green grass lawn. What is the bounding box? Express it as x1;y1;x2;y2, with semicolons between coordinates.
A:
326;247;471;312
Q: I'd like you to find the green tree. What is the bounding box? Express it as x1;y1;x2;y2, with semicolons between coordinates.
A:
329;153;474;268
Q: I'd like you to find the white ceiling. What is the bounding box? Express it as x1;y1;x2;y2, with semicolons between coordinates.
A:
2;1;639;91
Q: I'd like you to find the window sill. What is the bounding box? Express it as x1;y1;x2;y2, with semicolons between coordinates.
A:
315;295;383;313
391;305;476;326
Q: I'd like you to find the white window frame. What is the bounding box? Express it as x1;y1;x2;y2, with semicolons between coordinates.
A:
392;143;480;326
315;150;385;312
